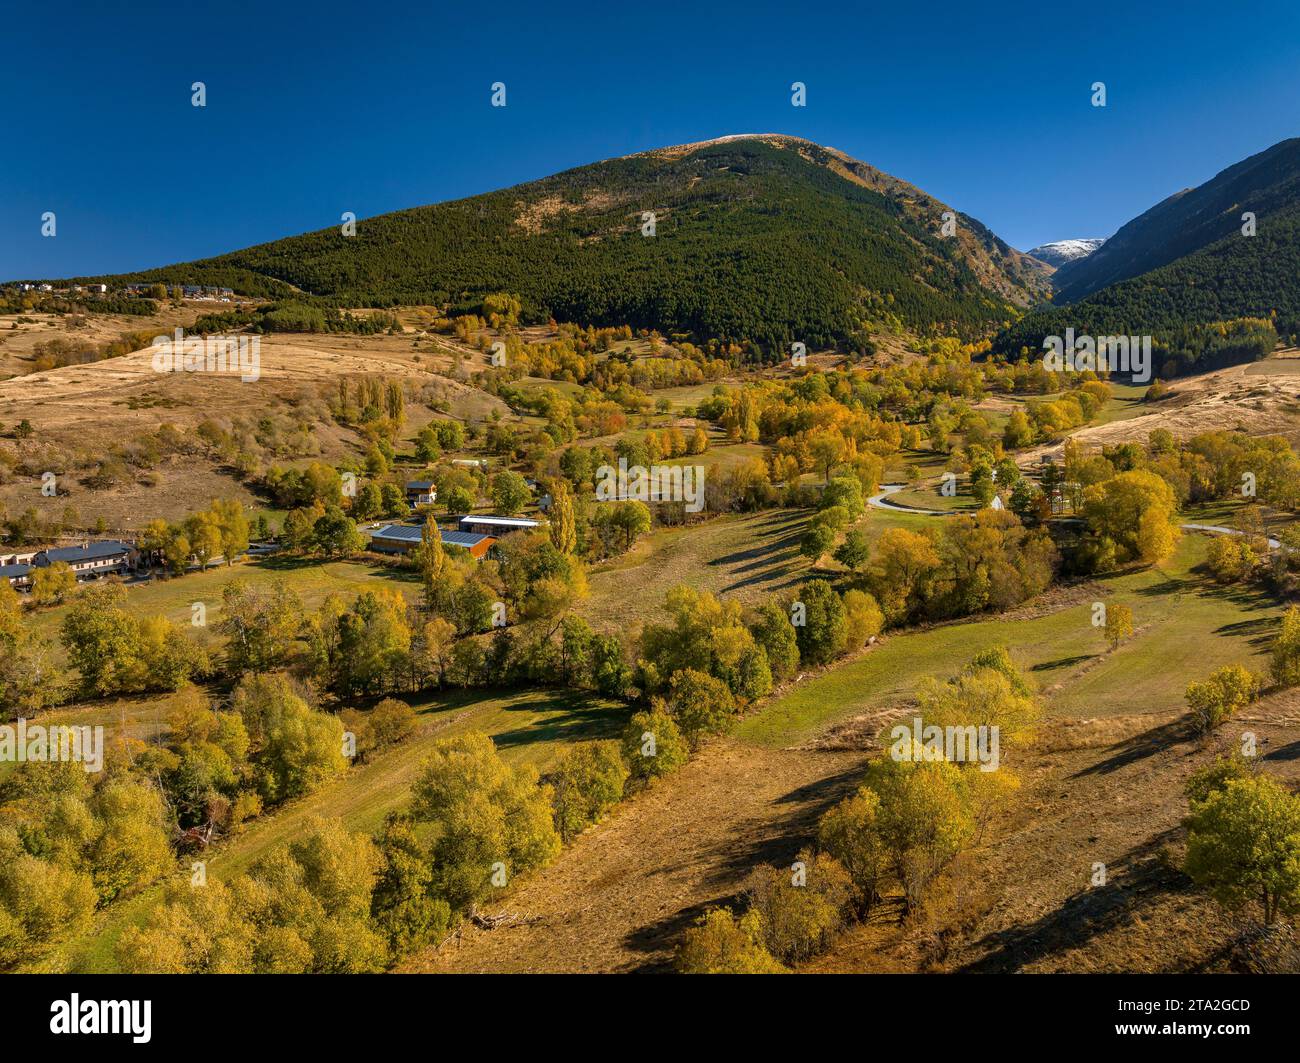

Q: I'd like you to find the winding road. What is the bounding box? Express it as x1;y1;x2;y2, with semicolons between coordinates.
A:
868;483;1282;549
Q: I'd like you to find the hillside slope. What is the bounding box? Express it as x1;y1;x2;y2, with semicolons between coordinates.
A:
1052;138;1300;303
67;135;1048;350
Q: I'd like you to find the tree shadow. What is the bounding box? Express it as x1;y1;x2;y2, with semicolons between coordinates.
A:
958;826;1188;972
1031;654;1097;672
1263;739;1300;763
617;760;866;968
1070;716;1193;778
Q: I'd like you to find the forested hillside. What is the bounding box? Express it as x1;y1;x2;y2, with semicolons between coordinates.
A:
1051;138;1300;304
993;200;1300;377
68;136;1047;352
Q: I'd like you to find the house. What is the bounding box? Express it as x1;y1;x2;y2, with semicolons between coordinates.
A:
0;563;32;589
33;540;137;579
0;549;42;567
368;524;494;559
457;514;543;536
404;480;437;508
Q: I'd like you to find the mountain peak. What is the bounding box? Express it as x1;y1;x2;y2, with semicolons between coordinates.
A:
1026;238;1106;268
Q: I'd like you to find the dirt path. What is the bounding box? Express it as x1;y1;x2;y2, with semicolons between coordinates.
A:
402;741;868;973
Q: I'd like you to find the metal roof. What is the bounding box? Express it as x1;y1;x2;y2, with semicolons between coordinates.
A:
370;524;424;542
458;515;540;528
41;541;133;563
441;531;492;548
0;563;32;577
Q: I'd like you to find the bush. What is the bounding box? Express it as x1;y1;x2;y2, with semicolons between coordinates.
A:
1185;664;1259;734
674;908;786;974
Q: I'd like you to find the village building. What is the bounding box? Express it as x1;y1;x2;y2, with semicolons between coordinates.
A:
404;480;437;508
0;562;33;589
32;540;138;579
457;514;543;536
367;524;494;559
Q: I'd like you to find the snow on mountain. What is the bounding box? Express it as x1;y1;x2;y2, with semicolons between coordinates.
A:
1026;238;1106;267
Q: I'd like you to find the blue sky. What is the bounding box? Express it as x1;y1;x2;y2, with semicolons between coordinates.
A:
3;0;1298;280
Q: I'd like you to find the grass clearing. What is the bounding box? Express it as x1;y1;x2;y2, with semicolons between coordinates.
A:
737;534;1281;747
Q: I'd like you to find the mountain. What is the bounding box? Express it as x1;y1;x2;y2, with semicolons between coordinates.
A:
1026;238;1105;268
994;138;1300;376
1051;138;1300;304
67;134;1049;351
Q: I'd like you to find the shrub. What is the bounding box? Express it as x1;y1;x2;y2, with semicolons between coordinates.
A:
744;849;852;964
1185;664;1259;734
674;908;786;974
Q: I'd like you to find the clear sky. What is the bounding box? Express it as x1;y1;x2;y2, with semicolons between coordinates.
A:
4;0;1298;280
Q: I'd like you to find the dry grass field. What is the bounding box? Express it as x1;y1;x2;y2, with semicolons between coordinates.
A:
0;325;508;527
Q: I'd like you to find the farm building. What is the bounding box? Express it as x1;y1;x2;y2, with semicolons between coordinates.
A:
368;524;495;559
457;514;543;536
33;540;137;579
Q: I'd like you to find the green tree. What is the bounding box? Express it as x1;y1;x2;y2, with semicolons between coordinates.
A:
409;732;561;912
1184;775;1300;925
548;741;629;843
548;478;577;554
218;578;304;675
620;706;689;786
793;580;848;666
748;601;800;682
491;471;530;515
667;668;736;747
30;562;76;606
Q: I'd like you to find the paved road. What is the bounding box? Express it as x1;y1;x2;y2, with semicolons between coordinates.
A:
868;483;1284;548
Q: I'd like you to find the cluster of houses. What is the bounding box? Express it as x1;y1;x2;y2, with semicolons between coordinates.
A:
0;541;138;589
1;494;547;590
6;282;236;302
367;514;543;561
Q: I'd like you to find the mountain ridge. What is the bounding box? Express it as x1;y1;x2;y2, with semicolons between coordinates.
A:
53;134;1049;351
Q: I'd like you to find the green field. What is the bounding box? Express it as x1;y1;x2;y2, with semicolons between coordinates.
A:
737;533;1282;747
